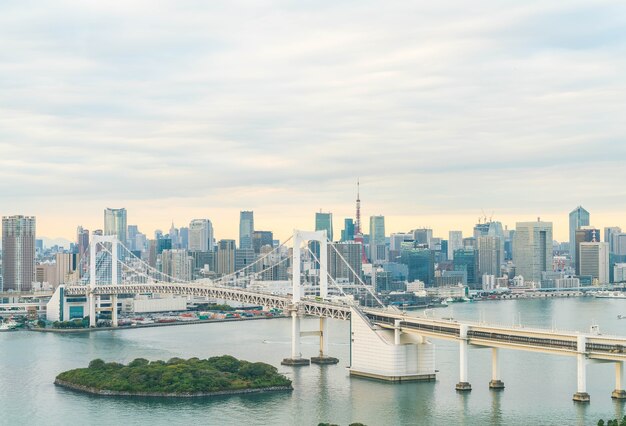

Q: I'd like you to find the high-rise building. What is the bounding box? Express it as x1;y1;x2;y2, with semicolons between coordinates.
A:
579;242;609;284
252;231;273;254
179;227;189;250
399;247;434;285
239;211;254;250
369;215;385;263
341;218;355;242
315;212;333;241
2;215;36;292
605;227;622;254
454;248;478;287
448;231;463;260
328;242;363;283
575;227;601;275
477;236;502;277
569;206;590;267
161;249;193;282
104;208;127;246
216;239;236;275
189;219;214;252
56;252;78;286
513;220;553;284
127;225;139;251
76;226;89;257
412;228;433;246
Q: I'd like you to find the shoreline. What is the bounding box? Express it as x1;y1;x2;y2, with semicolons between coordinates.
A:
30;315;286;334
54;378;293;398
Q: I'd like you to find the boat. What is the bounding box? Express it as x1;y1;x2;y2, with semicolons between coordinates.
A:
0;320;18;332
595;291;626;299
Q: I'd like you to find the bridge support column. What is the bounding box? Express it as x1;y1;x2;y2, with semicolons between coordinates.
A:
311;317;339;365
612;362;626;399
573;335;590;403
88;293;96;328
456;324;472;391
489;348;504;390
111;295;118;327
282;310;310;366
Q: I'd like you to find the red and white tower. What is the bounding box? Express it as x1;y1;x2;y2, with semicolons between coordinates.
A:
353;179;369;264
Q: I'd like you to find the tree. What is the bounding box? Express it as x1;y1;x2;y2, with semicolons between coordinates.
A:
88;359;106;369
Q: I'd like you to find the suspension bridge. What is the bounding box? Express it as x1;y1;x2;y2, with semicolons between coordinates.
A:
46;230;626;403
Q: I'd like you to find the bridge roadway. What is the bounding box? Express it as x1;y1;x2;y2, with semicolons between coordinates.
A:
63;283;626;362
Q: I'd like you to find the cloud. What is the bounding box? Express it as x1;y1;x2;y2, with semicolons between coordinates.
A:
1;0;625;240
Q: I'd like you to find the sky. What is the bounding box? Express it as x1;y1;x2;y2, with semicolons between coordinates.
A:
1;0;626;244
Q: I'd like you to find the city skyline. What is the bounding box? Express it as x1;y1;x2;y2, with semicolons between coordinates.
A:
1;2;626;244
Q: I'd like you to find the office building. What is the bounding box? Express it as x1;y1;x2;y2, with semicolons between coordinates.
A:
252;231;274;254
579;242;609;284
448;231;463;260
477;236;502;277
412;228;432;246
216;239;236;275
2;215;36;292
453;248;478;287
341;218;355;242
328;242;363;283
369;215;385;263
189;219;214;252
104;208;127;246
76;226;89;257
569;206;590;267
239;211;254;250
161;249;193;282
614;264;626;283
513;220;553;284
399;247;434;285
127;225;139;251
575;227;601;275
605;227;623;254
315;211;333;241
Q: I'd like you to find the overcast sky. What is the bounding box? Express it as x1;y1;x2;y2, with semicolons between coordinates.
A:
1;0;625;243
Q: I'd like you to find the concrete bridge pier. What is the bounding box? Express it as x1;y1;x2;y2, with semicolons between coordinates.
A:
612;362;626;399
489;348;505;390
311;317;339;365
111;295;118;327
88;293;96;327
282;309;310;366
573;335;590;403
456;324;472;391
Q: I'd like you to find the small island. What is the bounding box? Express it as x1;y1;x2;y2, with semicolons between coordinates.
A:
55;355;293;397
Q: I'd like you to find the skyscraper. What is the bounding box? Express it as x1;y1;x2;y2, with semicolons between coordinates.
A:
76;226;90;257
579;242;609;284
328;242;363;283
513;220;553;284
605;227;622;254
575;227;600;275
252;231;274;254
369;215;385;263
341;218;355;242
315;211;333;241
569;206;590;268
104;208;127;246
448;231;463;260
2;215;36;292
217;239;236;275
161;249;193;282
189;219;214;252
239;211;254;250
477;236;502;277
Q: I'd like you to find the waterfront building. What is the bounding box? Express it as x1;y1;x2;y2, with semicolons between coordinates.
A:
104;208;127;246
341;218;355;242
554;277;580;289
189;219;214;252
2;215;36;292
477;236;502;277
161;249;193;282
369;215;386;263
614;263;626;283
575;227;601;275
315;211;333;241
579;242;609;285
448;231;463;260
239;211;254;250
453;248;478;287
569;206;590;267
216;239;236;276
513;220;553;284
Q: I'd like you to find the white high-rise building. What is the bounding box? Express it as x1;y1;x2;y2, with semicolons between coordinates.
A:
513;220;553;284
579;242;609;284
448;231;463;260
2;215;36;292
189;219;214;252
